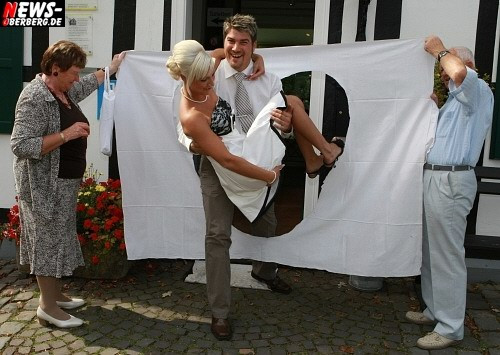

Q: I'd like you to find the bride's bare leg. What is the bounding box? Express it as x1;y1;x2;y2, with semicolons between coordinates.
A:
285;95;343;169
295;132;323;174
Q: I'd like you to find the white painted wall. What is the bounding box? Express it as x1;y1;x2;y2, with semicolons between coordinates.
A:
0;1;116;209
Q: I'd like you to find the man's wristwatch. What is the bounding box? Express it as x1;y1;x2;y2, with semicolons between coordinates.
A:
437;50;450;62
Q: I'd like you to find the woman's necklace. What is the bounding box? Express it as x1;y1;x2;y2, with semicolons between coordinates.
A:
46;85;71;109
181;87;208;104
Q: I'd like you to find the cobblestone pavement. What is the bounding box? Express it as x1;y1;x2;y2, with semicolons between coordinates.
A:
0;258;499;354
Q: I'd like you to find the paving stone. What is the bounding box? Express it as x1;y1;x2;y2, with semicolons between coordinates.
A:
135;337;155;347
34;326;51;334
68;339;86;350
482;289;500;300
1;288;19;297
14;311;36;321
429;348;455;355
52;346;73;355
0;322;24;335
23;298;39;310
84;332;103;342
51;329;69;338
481;331;500;346
111;339;130;349
0;336;10;350
467;293;490;309
17;346;31;354
9;337;23;346
1;303;20;313
61;333;77;343
12;291;33;301
84;346;104;353
460;334;480;348
0;297;11;308
33;342;51;352
469;310;500;330
0;313;10;324
2;346;16;355
50;339;67;349
35;332;55;344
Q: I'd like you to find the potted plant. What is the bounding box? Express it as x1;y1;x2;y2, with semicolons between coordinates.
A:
1;199;30;274
74;172;130;279
1;171;129;279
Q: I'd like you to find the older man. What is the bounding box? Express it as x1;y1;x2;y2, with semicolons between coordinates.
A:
405;36;493;350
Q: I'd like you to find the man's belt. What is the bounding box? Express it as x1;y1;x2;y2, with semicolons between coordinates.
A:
423;163;473;171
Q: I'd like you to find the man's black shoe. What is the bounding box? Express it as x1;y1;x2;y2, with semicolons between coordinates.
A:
251;271;292;294
211;317;232;340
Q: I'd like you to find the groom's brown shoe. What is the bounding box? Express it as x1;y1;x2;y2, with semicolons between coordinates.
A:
211;317;232;340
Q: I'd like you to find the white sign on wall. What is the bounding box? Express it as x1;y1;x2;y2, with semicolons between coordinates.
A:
66;15;93;55
66;0;98;11
207;7;232;27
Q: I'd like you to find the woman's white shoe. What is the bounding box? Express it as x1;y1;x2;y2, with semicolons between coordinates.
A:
56;298;85;309
36;306;83;328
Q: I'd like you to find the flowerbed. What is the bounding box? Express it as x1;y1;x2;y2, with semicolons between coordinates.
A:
1;174;129;279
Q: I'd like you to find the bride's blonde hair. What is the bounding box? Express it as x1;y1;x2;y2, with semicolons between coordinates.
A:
166;40;214;96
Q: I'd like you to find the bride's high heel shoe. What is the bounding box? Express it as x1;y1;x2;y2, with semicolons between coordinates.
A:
307;137;345;179
56;298;85;309
324;137;345;168
37;306;84;328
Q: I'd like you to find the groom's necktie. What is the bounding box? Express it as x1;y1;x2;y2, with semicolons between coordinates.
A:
233;72;254;133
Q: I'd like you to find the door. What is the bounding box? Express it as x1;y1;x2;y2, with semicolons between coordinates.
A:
0;28;23;133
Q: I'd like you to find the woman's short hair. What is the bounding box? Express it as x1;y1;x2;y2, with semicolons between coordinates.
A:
40;40;87;75
223;14;258;42
166;40;214;96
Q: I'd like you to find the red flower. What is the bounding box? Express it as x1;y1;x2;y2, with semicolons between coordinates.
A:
77;234;86;245
112;207;123;219
104;241;111;249
91;255;100;265
113;229;124;240
119;242;126;250
90;233;98;241
104;219;114;231
111;179;121;189
91;224;100;233
83;219;92;229
87;207;95;216
76;203;86;212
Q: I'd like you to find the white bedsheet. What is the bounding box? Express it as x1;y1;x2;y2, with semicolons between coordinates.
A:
114;38;437;277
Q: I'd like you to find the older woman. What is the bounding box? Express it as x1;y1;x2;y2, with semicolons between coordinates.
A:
11;40;124;328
